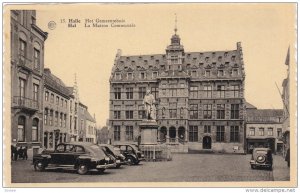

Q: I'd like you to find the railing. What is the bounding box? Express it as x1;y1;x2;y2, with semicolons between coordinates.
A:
12;96;39;110
18;55;33;69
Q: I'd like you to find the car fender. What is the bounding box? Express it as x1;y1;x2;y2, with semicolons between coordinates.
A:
74;156;92;168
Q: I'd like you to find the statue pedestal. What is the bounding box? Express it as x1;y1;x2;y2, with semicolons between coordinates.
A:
139;120;158;145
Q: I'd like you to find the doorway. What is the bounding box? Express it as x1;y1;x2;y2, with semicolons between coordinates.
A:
203;136;212;149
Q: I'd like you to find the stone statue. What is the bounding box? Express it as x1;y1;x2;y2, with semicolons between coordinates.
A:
143;89;156;120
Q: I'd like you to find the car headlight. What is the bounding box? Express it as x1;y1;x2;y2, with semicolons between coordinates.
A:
91;158;98;162
105;156;110;161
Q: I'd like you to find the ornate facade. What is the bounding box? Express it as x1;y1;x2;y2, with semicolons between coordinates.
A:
109;28;246;153
11;10;48;155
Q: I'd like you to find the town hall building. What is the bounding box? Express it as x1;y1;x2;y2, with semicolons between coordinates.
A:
109;27;246;153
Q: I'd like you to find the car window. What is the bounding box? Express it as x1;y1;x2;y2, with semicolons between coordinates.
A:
65;145;75;152
56;144;65;152
256;150;267;154
127;146;134;153
75;146;85;153
120;146;126;151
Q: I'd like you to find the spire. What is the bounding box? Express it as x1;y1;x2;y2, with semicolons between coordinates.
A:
174;13;178;35
74;73;80;101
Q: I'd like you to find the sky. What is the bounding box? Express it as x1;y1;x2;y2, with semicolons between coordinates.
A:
34;3;295;127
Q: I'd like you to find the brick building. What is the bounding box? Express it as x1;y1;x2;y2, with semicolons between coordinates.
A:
11;10;48;154
109;27;246;153
43;68;70;149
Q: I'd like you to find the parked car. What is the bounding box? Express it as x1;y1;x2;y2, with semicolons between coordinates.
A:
250;148;273;170
33;142;116;175
97;144;126;168
113;144;145;165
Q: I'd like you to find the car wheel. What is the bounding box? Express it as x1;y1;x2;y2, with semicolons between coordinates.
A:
251;165;256;169
77;164;89;175
97;168;105;173
135;160;140;165
126;156;135;165
34;160;45;171
116;164;121;168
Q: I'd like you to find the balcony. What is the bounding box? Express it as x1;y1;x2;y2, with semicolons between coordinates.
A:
12;96;39;112
18;55;33;70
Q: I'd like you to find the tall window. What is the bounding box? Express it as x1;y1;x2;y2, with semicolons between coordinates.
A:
189;104;198;119
61;98;64;107
56;96;59;105
32;118;39;141
277;128;282;137
44;109;48;125
232;85;240;98
125;110;133;119
152;71;158;78
151;87;158;99
138;87;146;99
126;88;133;99
19;39;27;57
216;126;225;142
74;117;77;130
217;104;225;119
63;114;66;127
230;126;239;142
49;110;53;126
259;128;264;136
203;104;212;119
217;85;225;98
140;72;146;79
69;116;72;131
114;88;121;99
170;89;177;97
114;111;121;119
203;85;212;98
190;87;198;98
45;91;49;101
17;116;26;142
268;128;273;136
127;72;133;80
232;69;239;76
34;48;40;69
55;111;58;126
169;102;177;118
249;127;255;136
114;126;121;141
205;70;211;77
204;125;211;133
230;104;239;119
59;113;63;127
125;126;134;141
189;126;198;142
50;94;54;103
33;84;39;101
218;70;224;77
19;78;26;97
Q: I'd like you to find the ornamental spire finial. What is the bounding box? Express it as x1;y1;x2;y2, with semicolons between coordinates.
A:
174;13;177;35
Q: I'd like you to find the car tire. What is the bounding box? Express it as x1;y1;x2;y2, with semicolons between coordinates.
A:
134;160;140;165
126;156;135;165
34;160;45;171
251;165;256;169
77;164;89;175
97;168;105;173
116;164;121;168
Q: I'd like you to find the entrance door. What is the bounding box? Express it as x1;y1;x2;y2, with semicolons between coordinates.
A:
202;136;212;149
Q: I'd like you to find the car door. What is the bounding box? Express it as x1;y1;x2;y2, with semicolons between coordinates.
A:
50;144;65;165
71;145;86;165
63;144;76;165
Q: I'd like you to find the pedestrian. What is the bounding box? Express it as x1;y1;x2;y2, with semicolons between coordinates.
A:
23;146;28;160
11;144;16;161
18;146;23;159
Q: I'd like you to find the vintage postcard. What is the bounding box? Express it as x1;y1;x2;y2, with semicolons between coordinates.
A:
2;2;297;188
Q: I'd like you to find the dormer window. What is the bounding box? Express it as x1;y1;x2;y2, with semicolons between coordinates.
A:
144;60;148;65
224;52;228;57
140;72;146;79
205;70;211;77
231;56;236;61
127;72;133;80
225;62;230;66
199;53;203;57
139;56;142;60
152;71;158;78
193;58;197;63
218;70;224;77
205;57;209;62
131;61;135;65
187;54;191;58
232;69;239;76
126;57;130;60
212;62;216;66
186;64;191;69
151;56;154;60
115;73;121;80
218;56;222;62
155;60;159;65
162;55;166;59
120;61;124;64
212;52;216;57
199;62;204;66
192;71;197;77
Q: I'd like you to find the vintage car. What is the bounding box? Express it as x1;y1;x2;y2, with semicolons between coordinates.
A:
97;144;126;168
250;148;273;170
113;144;145;165
33;142;116;175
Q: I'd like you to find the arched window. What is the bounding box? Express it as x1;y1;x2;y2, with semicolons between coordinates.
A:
33;41;41;69
32;118;39;141
18;116;26;142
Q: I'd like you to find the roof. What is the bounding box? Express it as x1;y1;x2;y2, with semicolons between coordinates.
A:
85;111;96;122
245;101;257;109
246;109;284;123
66;87;74;95
44;68;70;98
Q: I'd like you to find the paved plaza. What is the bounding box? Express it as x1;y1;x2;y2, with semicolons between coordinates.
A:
11;153;289;183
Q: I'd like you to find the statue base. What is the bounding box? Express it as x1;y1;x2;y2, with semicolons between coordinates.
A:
139;120;158;145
